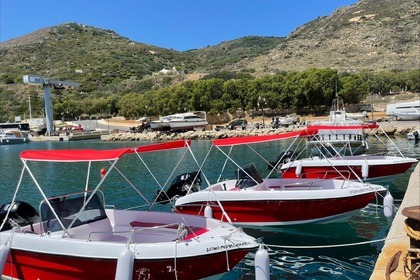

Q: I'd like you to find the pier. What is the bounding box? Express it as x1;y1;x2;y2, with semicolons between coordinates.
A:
370;163;420;280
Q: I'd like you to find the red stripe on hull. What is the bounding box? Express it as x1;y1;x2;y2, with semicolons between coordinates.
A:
4;248;249;280
176;193;376;224
281;162;414;180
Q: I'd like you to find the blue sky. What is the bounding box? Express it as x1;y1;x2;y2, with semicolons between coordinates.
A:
0;0;358;51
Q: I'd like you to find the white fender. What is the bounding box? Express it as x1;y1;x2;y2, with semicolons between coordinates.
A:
255;244;269;280
361;161;369;179
383;191;394;218
295;161;302;177
115;246;134;280
204;204;213;218
0;245;10;275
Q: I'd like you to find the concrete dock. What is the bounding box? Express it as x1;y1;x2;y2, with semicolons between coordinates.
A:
370;163;420;279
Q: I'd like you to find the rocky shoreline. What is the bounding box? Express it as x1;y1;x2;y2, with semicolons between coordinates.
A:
101;122;419;142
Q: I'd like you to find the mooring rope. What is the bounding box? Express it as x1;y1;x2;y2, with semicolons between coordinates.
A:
264;234;407;250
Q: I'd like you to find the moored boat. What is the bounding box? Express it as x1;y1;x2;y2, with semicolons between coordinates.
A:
0;140;258;279
0;130;30;145
307;97;369;155
280;154;417;181
155;131;390;226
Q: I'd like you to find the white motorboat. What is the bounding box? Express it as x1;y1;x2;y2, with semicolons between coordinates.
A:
393;108;420;120
150;112;208;132
166;112;208;132
0;140;257;280
307;97;371;155
346;111;367;120
149;114;175;131
0;130;30;145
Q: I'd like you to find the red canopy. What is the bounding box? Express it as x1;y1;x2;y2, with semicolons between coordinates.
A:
20;140;191;162
20;148;132;162
135;140;191;153
212;129;317;147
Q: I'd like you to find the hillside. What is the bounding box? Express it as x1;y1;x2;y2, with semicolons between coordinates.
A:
242;0;420;73
0;0;419;122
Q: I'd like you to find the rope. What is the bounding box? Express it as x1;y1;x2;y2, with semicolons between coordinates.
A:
404;251;420;278
263;234;407;250
404;219;420;240
223;237;230;271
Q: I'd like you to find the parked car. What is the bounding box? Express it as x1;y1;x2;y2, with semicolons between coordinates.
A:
227;119;247;130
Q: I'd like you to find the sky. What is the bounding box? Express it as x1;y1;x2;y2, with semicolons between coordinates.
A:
0;0;358;51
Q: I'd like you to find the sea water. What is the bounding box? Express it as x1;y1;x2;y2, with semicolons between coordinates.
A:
0;136;418;279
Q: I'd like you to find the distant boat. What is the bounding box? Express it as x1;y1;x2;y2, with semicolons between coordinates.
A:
0;130;30;145
386;100;420;120
307;97;369;156
150;112;208;132
346;111;367;120
393;108;420;120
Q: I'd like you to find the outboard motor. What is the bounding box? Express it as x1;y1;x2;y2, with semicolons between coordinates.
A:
268;151;295;170
0;201;39;231
236;164;264;189
155;171;202;205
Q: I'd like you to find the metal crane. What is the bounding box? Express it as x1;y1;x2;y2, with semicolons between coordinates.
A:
23;75;80;136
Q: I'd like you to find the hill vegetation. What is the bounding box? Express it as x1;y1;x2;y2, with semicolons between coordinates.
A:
0;0;418;123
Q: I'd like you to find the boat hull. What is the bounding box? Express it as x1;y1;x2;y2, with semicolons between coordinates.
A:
281;157;417;180
175;182;385;226
0;138;30;145
4;247;249;280
168;120;208;132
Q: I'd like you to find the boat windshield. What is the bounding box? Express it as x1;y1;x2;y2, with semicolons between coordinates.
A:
40;192;107;232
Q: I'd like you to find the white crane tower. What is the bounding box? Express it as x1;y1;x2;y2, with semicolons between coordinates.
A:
23;74;80;136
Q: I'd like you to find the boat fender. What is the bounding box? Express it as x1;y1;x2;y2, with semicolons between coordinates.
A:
362;161;369;179
0;245;10;275
115;246;134;280
295;161;302;177
204;204;213;218
255;244;269;280
383;191;394;218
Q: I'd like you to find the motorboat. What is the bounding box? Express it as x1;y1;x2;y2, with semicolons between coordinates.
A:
149;114;174;131
173;168;387;226
277;125;418;181
0;130;30;145
387;100;420;120
0;140;257;279
280;154;417;181
305;124;373;156
393;108;420;120
346;111;367;120
307;97;372;155
165;112;208;132
157;131;390;226
150;112;208;132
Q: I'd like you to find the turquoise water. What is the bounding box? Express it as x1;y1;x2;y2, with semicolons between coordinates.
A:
0;136;418;279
